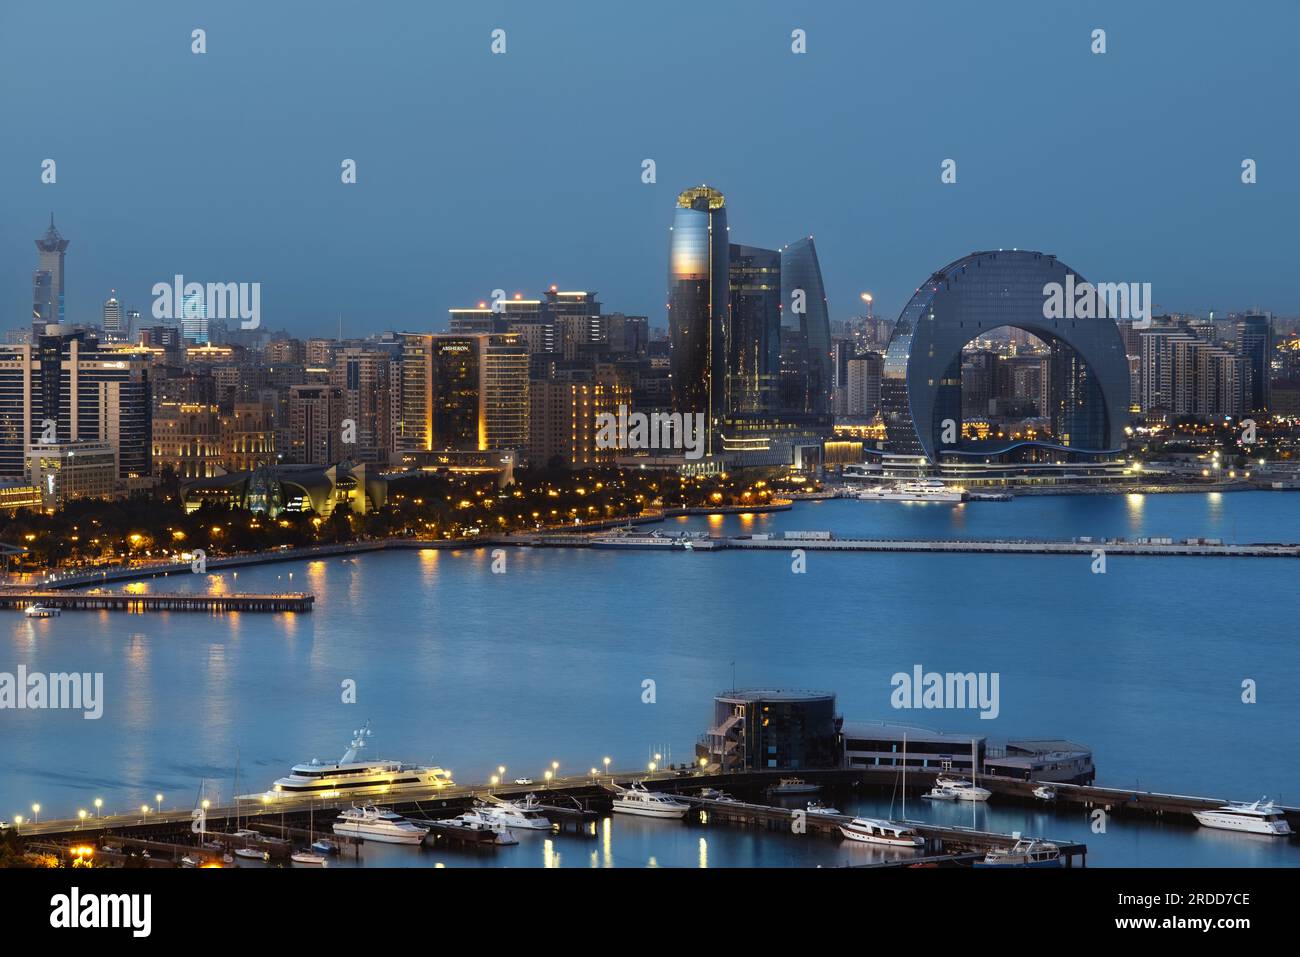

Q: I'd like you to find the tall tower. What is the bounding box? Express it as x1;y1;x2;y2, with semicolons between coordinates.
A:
668;185;729;455
33;214;70;335
102;290;123;336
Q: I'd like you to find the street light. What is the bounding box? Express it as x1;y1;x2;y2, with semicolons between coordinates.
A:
13;815;22;833
648;762;657;773
489;775;499;788
31;803;40;824
543;770;553;788
603;757;611;777
155;793;163;814
77;809;87;828
94;798;102;819
551;760;559;781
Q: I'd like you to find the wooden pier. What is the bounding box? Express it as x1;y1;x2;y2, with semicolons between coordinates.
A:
0;589;313;613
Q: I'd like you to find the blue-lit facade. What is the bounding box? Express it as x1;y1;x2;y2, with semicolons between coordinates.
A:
779;236;833;416
881;250;1131;467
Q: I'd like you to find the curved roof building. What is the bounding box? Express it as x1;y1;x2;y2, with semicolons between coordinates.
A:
881;250;1131;465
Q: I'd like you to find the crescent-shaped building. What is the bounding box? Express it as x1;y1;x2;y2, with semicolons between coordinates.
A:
880;250;1132;473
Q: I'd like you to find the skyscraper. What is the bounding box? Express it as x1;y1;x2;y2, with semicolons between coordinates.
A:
1235;313;1272;413
33;215;69;336
668;185;729;455
727;245;782;415
778;236;833;416
102;291;123;336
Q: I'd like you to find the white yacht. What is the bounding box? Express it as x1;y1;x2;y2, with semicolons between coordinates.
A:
245;723;453;801
612;783;690;819
440;809;518;845
858;480;966;503
839;818;925;848
976;838;1061;867
332;805;428;845
1193;799;1293;836
935;776;992;801
806;800;841;816
922;784;959;801
477;795;552;831
24;604;60;618
1032;784;1058;802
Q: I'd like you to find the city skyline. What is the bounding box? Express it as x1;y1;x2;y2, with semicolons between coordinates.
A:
3;1;1298;336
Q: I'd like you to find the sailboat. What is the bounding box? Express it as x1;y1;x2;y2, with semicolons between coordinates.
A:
291;802;327;866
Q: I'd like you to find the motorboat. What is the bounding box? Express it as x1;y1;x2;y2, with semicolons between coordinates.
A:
1032;784;1058;802
440;810;519;845
922;785;959;801
976;838;1062;867
1193;799;1293;836
310;839;339;855
244;722;453;802
612;783;690;819
839;817;925;848
768;777;820;795
806;800;841;816
332;805;428;845
476;796;552;831
857;480;966;503
935;776;991;802
24;604;60;618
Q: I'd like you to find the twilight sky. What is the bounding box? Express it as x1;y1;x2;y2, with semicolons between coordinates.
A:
2;0;1296;337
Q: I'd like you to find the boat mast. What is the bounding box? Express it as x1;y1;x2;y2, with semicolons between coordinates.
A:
902;733;907;819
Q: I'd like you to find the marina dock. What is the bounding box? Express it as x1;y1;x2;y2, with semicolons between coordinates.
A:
0;589;314;613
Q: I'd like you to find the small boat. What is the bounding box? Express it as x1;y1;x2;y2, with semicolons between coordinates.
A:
180;855;201;868
806;800;841;816
477;795;552;831
291;849;328;866
441;810;519;845
768;777;820;795
922;785;959;801
612;783;690;819
333;805;428;845
839;817;925;848
976;838;1062;867
1193;799;1293;836
935;776;991;802
24;604;60;618
1032;784;1058;802
311;839;338;856
233;846;268;861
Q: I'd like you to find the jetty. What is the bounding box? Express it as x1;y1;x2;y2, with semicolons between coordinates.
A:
0;589;313;613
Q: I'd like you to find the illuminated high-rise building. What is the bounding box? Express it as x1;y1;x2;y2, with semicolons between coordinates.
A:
33;214;69;336
727;245;781;415
668;185;729;455
102;291;123;336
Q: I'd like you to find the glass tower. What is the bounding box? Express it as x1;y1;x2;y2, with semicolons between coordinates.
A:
668;185;729;455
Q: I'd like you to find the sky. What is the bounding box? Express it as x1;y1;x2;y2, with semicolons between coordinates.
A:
2;0;1297;338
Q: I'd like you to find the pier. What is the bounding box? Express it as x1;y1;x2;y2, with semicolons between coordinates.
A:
0;589;313;613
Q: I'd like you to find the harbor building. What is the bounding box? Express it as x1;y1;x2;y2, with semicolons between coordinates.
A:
180;461;386;517
700;689;842;772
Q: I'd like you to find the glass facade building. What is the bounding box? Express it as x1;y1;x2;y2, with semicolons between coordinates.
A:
778;236;833;416
881;250;1131;465
702;689;841;772
668;185;729;455
726;244;781;415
